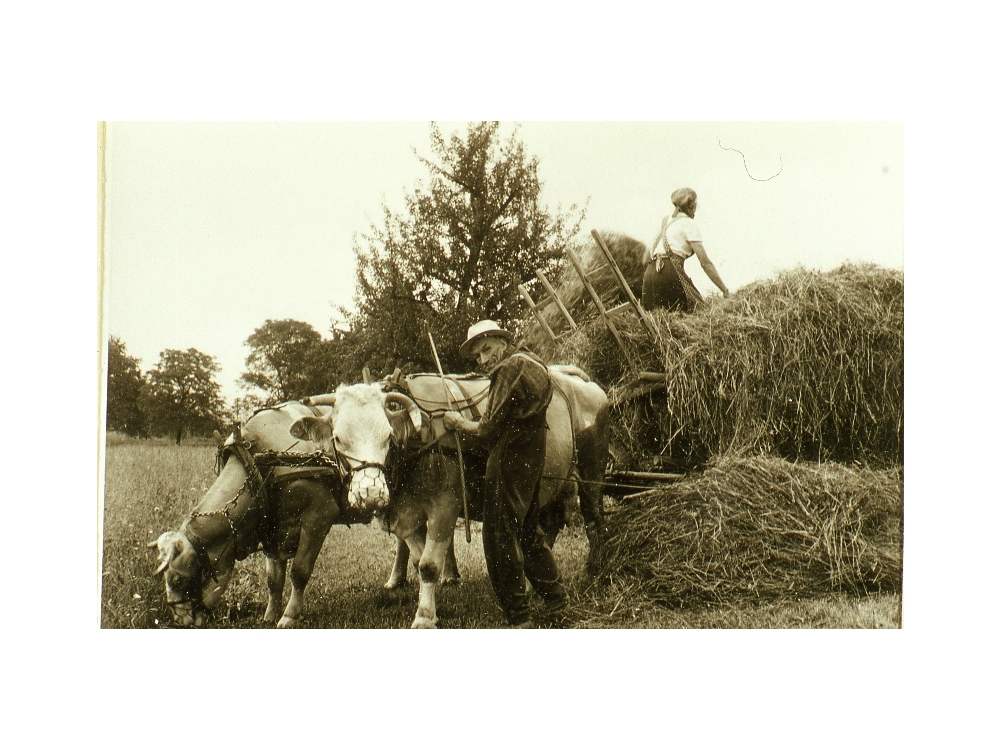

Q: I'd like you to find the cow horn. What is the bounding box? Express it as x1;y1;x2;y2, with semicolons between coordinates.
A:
147;540;159;549
151;532;180;576
384;392;422;431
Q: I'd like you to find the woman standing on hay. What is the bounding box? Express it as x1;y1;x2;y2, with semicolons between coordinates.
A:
642;187;730;311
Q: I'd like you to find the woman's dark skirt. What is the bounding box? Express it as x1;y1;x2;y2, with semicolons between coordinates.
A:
641;254;704;312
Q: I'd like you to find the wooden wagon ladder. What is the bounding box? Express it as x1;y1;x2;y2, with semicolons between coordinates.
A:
517;268;578;346
586;230;661;346
521;229;663;368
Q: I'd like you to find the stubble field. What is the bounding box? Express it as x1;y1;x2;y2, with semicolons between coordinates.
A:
101;438;900;629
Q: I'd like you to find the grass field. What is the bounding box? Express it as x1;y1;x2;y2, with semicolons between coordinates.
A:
101;438;900;629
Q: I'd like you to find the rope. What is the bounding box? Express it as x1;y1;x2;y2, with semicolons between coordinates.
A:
384;376;490;416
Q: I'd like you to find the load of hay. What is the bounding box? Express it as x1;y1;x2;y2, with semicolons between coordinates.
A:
592;456;902;606
516;233;903;614
549;262;903;467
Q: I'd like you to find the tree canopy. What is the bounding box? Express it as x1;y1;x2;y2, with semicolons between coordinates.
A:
348;122;584;375
144;348;228;443
107;336;147;436
241;319;359;403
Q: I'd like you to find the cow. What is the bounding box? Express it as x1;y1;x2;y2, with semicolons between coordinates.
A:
148;394;422;627
291;366;610;629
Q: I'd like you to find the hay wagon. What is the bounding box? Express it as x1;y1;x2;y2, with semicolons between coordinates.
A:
520;229;686;501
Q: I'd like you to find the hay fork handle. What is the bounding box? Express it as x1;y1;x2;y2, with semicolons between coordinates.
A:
426;327;472;544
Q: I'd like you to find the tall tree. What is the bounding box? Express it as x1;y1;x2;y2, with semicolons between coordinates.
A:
349;122;584;375
107;336;147;437
241;319;358;403
144;348;228;444
242;319;322;403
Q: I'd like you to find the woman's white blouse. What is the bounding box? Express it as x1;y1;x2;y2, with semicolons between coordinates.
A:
665;215;703;259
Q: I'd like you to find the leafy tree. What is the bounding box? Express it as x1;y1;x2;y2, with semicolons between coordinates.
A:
144;348;228;443
240;319;359;403
349;122;584;375
305;327;365;392
241;319;322;403
107;336;147;436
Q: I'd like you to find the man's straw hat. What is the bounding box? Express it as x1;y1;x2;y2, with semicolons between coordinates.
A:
459;320;513;359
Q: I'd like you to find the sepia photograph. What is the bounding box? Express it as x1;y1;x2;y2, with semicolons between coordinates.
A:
10;2;996;745
99;121;903;630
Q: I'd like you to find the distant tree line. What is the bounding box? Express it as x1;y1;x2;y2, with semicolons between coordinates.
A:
107;337;228;443
107;122;584;440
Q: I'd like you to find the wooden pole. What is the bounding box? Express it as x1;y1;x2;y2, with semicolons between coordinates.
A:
565;246;632;365
535;269;577;331
427;327;472;543
518;283;559;345
605;469;685;482
591;229;661;344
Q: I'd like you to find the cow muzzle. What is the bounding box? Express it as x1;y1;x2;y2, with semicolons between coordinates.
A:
347;463;390;511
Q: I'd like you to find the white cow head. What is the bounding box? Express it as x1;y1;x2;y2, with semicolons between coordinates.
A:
148;530;232;627
289;383;421;511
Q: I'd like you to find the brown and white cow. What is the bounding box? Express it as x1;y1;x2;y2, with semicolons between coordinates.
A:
149;391;422;627
290;367;610;629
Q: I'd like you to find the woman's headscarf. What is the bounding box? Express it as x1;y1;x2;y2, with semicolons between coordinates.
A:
671;187;697;217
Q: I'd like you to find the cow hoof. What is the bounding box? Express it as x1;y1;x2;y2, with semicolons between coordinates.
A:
439;575;460;586
174;611;207;628
276;615;300;629
410;616;437;629
383;579;407;590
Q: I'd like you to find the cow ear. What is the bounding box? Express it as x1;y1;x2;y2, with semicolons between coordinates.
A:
290;415;333;443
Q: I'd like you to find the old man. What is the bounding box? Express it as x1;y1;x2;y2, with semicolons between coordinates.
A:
442;320;568;627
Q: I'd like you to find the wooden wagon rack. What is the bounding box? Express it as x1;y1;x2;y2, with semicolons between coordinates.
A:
520;229;670;404
519;229;683;494
519;229;661;364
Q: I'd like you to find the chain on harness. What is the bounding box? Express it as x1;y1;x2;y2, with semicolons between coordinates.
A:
184;425;274;586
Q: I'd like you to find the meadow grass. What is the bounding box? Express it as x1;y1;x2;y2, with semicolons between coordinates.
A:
102;439;899;629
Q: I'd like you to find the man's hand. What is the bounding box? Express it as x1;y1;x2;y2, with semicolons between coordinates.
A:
654;255;665;273
443;411;465;432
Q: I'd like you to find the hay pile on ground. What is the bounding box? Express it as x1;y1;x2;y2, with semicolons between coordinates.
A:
522;232;648;357
551;263;903;467
590;456;902;606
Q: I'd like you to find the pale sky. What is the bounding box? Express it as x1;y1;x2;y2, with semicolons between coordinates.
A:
104;122;902;403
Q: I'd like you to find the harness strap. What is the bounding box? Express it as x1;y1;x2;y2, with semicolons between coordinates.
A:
389;376;489;417
230;425;267;503
548;375;578;473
